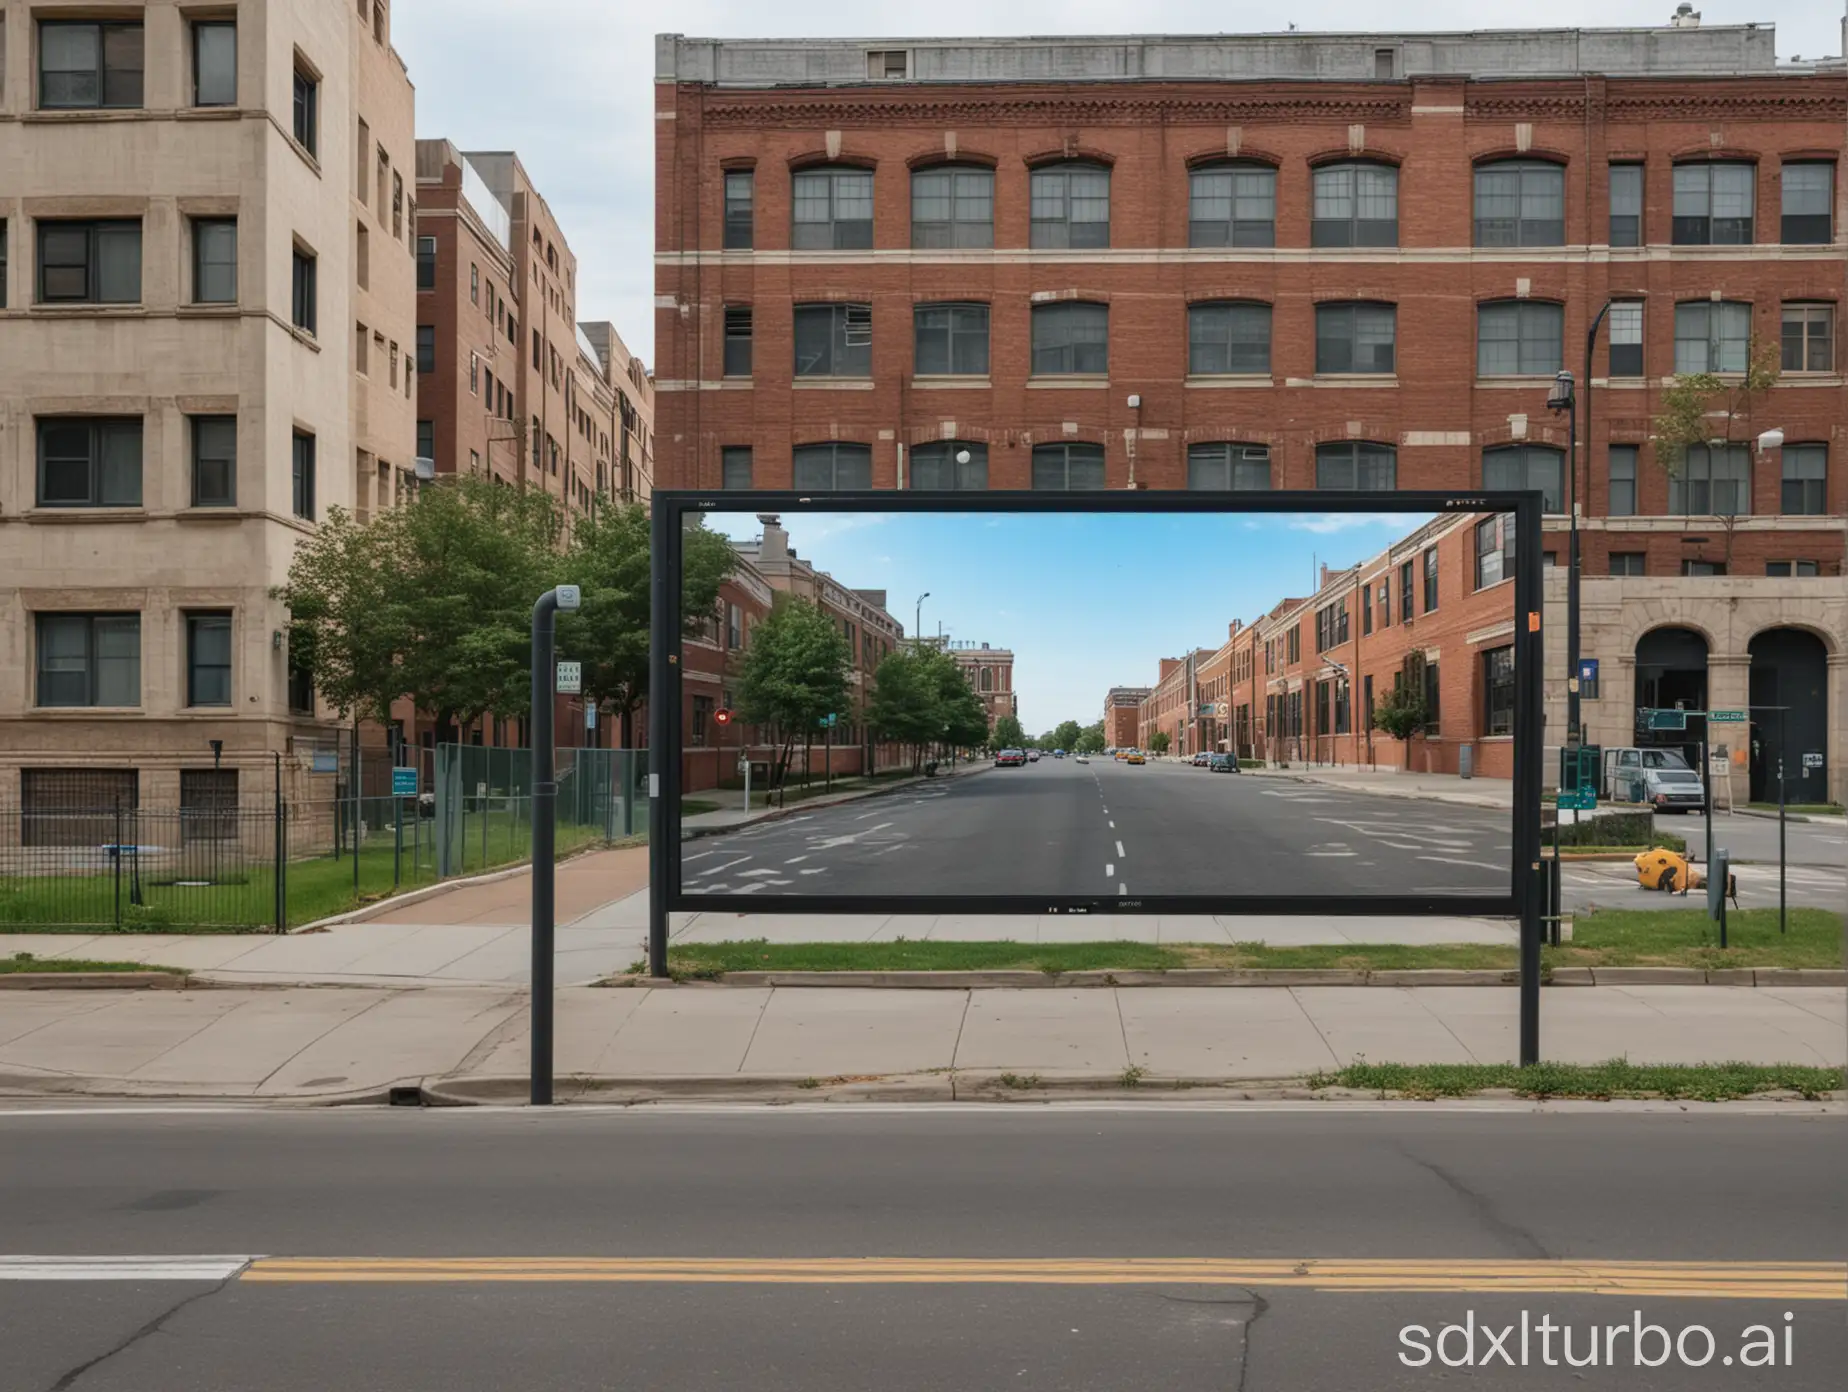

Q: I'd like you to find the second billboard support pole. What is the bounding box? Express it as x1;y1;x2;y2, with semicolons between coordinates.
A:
648;502;673;979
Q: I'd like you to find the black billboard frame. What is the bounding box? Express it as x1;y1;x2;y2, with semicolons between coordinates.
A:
648;489;1545;1056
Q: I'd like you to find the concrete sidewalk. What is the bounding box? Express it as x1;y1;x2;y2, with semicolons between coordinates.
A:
1239;762;1512;809
0;982;1840;1100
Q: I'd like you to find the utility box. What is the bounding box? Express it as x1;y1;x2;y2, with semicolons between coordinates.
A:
1707;848;1730;922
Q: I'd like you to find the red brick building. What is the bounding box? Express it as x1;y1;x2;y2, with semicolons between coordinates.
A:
935;641;1015;730
1103;687;1150;749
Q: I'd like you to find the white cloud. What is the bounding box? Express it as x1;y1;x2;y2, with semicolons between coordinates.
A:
1285;512;1409;534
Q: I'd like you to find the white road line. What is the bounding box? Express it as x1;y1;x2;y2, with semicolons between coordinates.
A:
1105;863;1115;877
1118;883;1128;895
1108;820;1115;829
855;809;884;820
738;868;779;878
1305;851;1357;857
693;857;752;878
1417;854;1507;872
784;855;809;864
799;868;827;875
1115;841;1126;858
682;850;718;862
0;1256;256;1281
734;882;769;894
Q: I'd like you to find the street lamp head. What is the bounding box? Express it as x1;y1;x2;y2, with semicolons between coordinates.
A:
1756;428;1785;453
1546;370;1575;414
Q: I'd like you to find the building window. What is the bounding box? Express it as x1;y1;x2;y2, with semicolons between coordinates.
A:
292;432;316;519
1474;160;1565;246
1474;513;1517;589
1781;162;1833;245
1682;559;1726;577
416;419;434;463
1187;302;1271;375
1314;302;1396;374
1311;162;1398;247
178;769;240;842
36;614;140;708
722;306;752;376
1669;443;1750;516
726;604;742;650
37;219;141;304
191;416;237;507
1189;163;1276;247
1030;301;1108;376
791;166;874;250
0;220;7;310
38;19;144;109
1482;444;1564;514
1482;646;1515;736
415;324;435;376
1673;301;1751;374
1608;444;1637;517
721;447;753;489
415;235;436;289
1609;164;1643;246
292;62;319;156
1765;560;1820;578
1361;583;1373;636
911;166;994;248
792;442;872;490
691;695;713;746
392;172;403;239
913;303;989;376
1781;444;1827;515
794;303;872;377
1421;660;1442;736
1030;162;1110;249
185;613;233;707
470;263;479;304
290;247;317;334
1781;303;1833;373
469;353;479;395
1672;162;1754;244
1610;551;1646;576
192;218;237;304
1608;300;1643;377
1423;547;1439;612
910;442;987;490
1031;443;1106;491
192;20;237;106
1314;440;1396;491
723;170;754;249
37;418;142;507
1477;301;1563;376
1187;443;1271;491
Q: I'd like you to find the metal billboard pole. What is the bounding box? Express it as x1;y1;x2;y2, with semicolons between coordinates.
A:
528;583;580;1106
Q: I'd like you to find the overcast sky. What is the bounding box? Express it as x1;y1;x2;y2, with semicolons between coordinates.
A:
396;2;1841;372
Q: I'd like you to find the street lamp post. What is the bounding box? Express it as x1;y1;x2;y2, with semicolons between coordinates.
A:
915;592;930;649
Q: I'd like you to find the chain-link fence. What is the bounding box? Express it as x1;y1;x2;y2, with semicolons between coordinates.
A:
0;747;646;932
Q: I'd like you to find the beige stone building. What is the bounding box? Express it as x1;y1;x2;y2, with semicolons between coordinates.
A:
580;321;654;504
0;0;416;817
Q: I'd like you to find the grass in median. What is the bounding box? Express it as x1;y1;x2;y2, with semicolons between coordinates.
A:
658;940;1189;979
1552;907;1845;970
1;952;182;975
1746;802;1844;816
1306;1060;1843;1101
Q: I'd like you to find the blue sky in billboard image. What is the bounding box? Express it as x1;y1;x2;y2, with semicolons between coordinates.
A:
706;510;1427;732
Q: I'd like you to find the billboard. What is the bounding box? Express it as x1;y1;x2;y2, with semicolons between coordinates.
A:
650;491;1543;921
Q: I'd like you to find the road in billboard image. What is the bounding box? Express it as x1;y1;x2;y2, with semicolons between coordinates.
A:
682;504;1518;904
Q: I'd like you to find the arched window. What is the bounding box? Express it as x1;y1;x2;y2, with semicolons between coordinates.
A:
1483;444;1565;514
1673;161;1755;245
980;667;994;692
910;441;987;490
1311;162;1398;247
1477;300;1564;376
1314;302;1396;374
1187;443;1271;491
1473;159;1565;247
911;165;993;248
792;165;874;250
1315;441;1396;491
1031;442;1106;490
1187;301;1270;375
792;442;872;490
1030;302;1107;376
1029;162;1109;249
1189;162;1275;247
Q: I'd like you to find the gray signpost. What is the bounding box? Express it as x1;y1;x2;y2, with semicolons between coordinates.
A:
528;583;580;1106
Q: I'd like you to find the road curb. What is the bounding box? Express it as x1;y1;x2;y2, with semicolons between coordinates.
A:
0;971;187;991
603;966;1845;989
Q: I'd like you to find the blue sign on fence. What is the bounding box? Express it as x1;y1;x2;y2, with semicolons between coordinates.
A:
1577;658;1599;683
392;766;419;798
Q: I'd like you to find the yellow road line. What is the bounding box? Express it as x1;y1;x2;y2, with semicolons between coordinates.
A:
240;1257;1848;1299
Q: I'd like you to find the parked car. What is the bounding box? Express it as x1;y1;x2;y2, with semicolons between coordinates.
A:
994;749;1027;767
1191;752;1210;767
1053;749;1066;758
1126;751;1146;765
1114;750;1130;761
1075;754;1090;764
1209;753;1238;773
1027;750;1041;763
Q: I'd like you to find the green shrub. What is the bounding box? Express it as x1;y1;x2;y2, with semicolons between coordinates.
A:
1551;811;1679;849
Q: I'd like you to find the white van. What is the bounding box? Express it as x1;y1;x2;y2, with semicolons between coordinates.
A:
1604;747;1707;813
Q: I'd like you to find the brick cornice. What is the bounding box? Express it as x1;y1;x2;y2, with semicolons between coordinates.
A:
702;94;1410;129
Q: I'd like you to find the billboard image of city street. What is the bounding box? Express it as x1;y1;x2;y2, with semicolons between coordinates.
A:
673;502;1529;909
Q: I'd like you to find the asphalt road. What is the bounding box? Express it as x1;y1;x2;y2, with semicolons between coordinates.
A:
684;758;1513;900
1;1105;1842;1390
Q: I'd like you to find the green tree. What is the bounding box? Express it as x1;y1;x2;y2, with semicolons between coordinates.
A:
1370;679;1429;767
559;504;735;748
1651;334;1780;569
735;597;852;800
1148;731;1171;756
924;648;990;764
272;506;406;725
866;648;940;774
391;477;562;740
1050;719;1084;752
991;714;1026;751
1075;721;1107;755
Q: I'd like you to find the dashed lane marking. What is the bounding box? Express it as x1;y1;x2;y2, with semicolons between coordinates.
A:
1116;841;1126;858
693;857;753;879
1105;864;1115;877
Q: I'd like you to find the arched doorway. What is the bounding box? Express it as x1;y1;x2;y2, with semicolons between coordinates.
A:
1633;627;1708;769
1748;629;1829;804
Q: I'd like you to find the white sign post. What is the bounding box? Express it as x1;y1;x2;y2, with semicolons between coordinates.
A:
556;661;582;695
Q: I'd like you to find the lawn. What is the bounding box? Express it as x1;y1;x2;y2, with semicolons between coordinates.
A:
1746;802;1844;816
1305;1060;1842;1101
0;815;612;933
650;909;1844;978
1;952;182;975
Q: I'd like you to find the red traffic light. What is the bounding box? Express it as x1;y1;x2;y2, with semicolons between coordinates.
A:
714;709;733;725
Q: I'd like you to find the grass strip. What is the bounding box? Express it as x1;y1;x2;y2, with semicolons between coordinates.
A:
1;953;182;975
1306;1060;1843;1101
